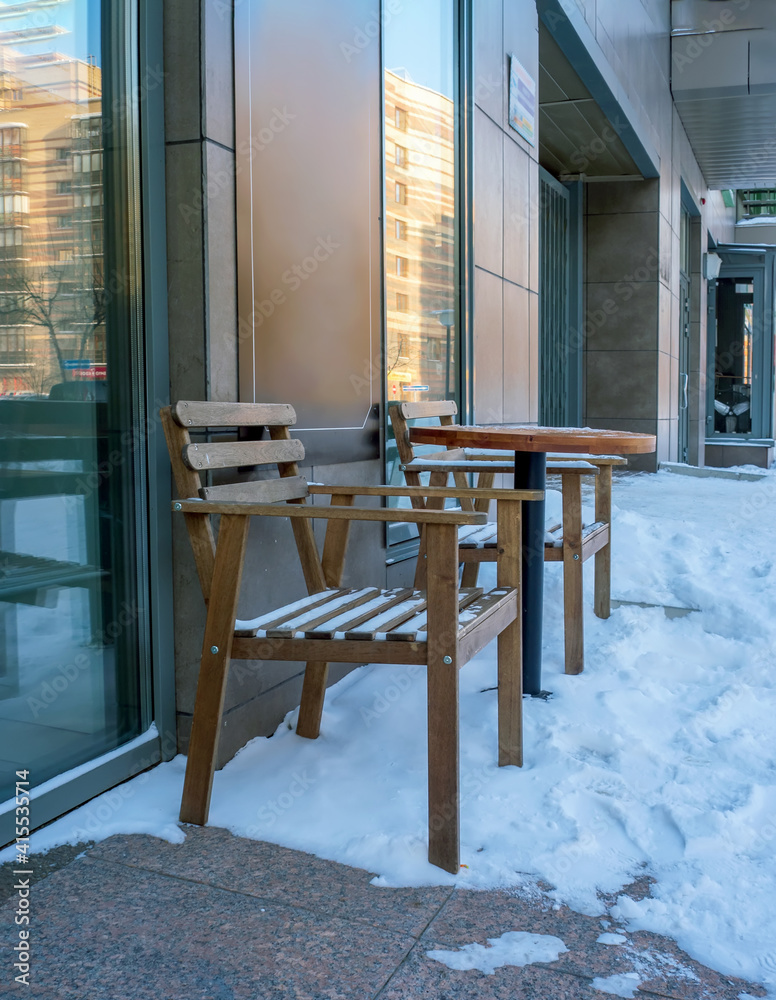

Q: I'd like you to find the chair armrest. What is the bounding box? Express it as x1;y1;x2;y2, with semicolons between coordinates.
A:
171;499;492;526
307;484;543;502
546;461;599;475
548;453;628;466
402;458;516;474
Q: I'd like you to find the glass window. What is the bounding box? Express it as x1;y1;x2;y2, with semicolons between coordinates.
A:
0;0;147;807
383;0;460;543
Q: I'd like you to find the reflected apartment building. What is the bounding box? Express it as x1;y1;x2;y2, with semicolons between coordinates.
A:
0;36;103;397
384;69;456;403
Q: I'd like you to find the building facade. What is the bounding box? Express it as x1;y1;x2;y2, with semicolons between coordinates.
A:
2;0;774;842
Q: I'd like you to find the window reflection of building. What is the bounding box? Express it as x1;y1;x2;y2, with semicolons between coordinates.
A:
384;69;455;403
0;25;103;397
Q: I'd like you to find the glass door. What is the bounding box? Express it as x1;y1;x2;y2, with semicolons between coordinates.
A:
710;271;762;437
0;0;148;813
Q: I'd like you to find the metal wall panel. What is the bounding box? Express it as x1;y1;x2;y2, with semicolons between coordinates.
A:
235;0;382;464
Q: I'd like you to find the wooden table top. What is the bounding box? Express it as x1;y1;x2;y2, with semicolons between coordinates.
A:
409;424;657;455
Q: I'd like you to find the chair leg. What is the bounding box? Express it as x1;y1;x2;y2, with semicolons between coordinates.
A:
561;476;584;675
180;514;249;826
296;662;329;739
425;522;460;874
460;559;479;588
497;499;522;766
594;465;612;619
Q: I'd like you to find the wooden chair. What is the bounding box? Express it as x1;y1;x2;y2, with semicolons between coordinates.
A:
388;400;627;675
161;400;541;873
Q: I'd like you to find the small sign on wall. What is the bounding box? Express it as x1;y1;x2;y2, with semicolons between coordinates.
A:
508;54;536;146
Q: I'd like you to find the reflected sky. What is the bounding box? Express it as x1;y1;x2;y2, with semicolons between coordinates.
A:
384;0;454;99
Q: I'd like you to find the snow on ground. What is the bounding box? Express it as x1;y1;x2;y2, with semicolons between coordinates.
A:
426;931;568;973
5;468;776;994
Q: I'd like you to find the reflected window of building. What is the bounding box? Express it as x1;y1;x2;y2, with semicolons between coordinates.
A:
383;0;461;543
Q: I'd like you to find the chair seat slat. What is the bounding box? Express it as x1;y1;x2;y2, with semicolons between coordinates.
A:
265;587;380;637
386;587;483;641
457;523;498;548
456;588;516;637
305;589;415;639
234;588;350;637
344;593;428;640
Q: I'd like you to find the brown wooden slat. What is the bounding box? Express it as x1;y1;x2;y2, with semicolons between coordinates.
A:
234;588;352;636
174;500;490;525
306;589;415;639
403;458;515;474
457;524;498;548
307;484;543;502
456;588;518;641
183;438;304;471
459;590;519;666
386;588;483;641
345;592;427;640
548;453;628;466
266;588;380;637
198;475;309;503
231;634;429;665
399;400;458;419
172;400;297;427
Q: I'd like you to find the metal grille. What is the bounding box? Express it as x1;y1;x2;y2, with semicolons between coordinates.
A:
539;174;570;427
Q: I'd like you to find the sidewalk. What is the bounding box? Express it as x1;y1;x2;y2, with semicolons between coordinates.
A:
1;825;765;999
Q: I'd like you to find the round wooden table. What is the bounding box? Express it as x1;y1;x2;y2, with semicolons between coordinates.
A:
408;424;656;695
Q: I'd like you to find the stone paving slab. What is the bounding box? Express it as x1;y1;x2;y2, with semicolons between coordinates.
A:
90;827;453;939
0;829;768;1000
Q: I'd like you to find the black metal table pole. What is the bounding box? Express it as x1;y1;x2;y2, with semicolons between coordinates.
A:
514;451;547;697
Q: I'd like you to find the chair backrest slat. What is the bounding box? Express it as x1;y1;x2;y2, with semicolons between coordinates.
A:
399;400;458;420
172;401;297;428
183;438;305;472
162;401;323;604
198;475;309;504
